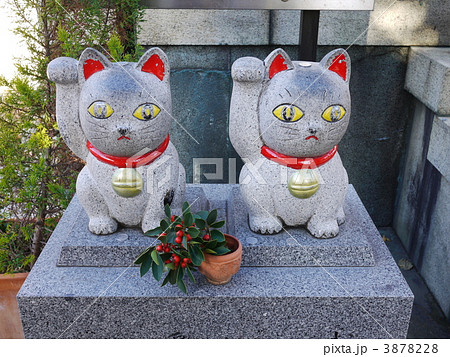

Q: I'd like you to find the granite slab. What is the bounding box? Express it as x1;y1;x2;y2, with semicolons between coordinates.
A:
57;184;375;267
18;184;413;338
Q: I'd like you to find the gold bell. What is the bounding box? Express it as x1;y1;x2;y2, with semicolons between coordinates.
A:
111;168;143;198
288;169;320;199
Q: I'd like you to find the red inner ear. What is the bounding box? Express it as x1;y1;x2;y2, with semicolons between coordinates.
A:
328;54;347;81
84;59;104;80
269;54;289;79
141;54;165;81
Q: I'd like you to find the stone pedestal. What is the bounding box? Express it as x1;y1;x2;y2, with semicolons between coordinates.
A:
18;184;413;338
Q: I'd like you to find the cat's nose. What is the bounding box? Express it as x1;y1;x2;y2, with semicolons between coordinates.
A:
117;127;129;136
308;128;317;135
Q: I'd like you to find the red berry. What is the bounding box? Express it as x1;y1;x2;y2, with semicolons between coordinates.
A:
175;237;182;244
203;234;210;241
176;230;184;238
160;232;167;237
181;262;187;268
186;234;192;241
188;259;192;264
164;259;171;264
164;247;170;253
175;224;183;231
156;245;163;252
173;255;180;263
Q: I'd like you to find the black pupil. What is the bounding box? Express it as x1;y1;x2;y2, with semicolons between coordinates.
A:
282;106;295;121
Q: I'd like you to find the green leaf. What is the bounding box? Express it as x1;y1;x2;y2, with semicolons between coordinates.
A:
186;266;196;284
183;212;194;227
187;227;200;238
134;247;152;264
182;201;190;213
194;218;206;230
151;250;160;265
144;227;162;237
152;258;163;281
206;209;218;225
166;231;176;244
210;229;225;242
161;272;171;287
160;219;169;231
177;277;187;294
212;246;231;255
140;257;152;277
209;220;225;228
182;235;187;249
195;211;209;220
189;245;205;266
204;248;216;254
169;268;177;285
164;204;171;218
205;240;218;249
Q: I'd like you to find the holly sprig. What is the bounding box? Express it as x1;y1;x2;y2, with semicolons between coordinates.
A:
134;202;230;293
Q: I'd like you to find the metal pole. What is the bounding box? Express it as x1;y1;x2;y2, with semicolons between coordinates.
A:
298;10;320;61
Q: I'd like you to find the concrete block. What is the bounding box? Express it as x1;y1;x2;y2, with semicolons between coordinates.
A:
420;176;450;319
270;10;300;45
319;0;449;46
428;116;450;180
139;10;269;46
137;1;450;47
18;185;413;338
405;47;450;116
156;46;230;70
393;100;430;251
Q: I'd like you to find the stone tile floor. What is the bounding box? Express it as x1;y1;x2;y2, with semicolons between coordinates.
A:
379;228;450;339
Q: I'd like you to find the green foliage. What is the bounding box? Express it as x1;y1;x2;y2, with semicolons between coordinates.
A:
135;203;231;294
0;0;144;274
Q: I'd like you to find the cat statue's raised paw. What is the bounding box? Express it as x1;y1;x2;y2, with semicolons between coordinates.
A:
229;48;351;239
48;48;185;235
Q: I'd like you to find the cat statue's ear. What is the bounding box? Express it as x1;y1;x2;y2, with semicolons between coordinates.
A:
320;48;351;83
136;47;170;82
78;48;112;83
264;48;294;80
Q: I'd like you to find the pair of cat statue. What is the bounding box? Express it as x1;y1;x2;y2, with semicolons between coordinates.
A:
48;46;351;239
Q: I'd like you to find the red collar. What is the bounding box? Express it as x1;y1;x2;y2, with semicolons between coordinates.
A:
87;134;170;168
261;144;337;169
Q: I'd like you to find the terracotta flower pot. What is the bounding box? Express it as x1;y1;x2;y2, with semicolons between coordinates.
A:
0;272;28;338
198;234;242;285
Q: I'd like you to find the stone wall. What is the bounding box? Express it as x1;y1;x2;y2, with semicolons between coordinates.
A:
138;0;450;226
394;47;450;320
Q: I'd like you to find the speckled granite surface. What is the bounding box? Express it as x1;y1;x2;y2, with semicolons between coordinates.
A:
57;184;375;267
18;185;413;338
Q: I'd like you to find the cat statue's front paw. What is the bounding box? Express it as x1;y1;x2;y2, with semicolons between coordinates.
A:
89;217;118;235
307;218;339;239
249;214;283;234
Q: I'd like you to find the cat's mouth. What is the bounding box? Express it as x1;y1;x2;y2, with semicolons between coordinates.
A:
305;135;319;141
118;136;131;141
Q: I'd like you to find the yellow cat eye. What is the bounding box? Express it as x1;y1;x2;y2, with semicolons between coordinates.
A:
133;104;161;121
322;105;346;123
88;101;114;119
272;104;304;122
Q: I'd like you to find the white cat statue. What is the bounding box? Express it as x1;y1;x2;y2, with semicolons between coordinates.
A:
48;48;185;234
229;48;351;238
